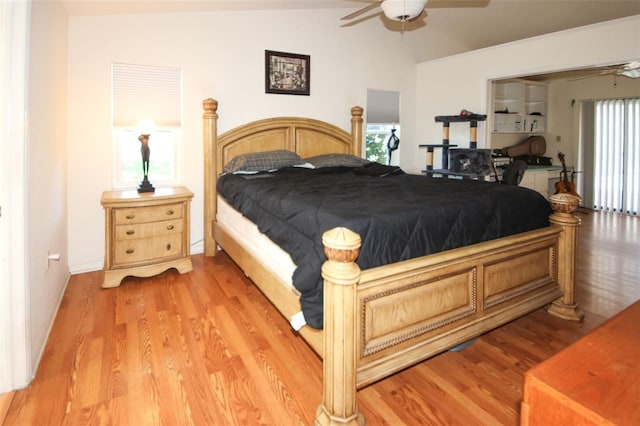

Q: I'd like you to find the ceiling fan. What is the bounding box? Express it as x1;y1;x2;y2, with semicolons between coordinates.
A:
570;61;640;81
614;61;640;78
341;0;428;23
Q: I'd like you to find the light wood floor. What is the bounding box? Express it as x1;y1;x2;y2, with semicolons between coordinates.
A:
4;211;639;425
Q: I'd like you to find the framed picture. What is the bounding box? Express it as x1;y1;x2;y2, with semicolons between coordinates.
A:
265;50;310;95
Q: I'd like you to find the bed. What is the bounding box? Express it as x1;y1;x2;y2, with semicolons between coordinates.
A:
202;98;583;425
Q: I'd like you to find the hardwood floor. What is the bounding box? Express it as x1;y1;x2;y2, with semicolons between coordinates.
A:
4;211;639;425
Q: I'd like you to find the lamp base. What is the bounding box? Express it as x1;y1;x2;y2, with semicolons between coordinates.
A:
137;178;155;193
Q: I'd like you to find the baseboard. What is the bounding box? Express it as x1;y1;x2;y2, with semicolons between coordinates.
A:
69;261;103;275
31;272;72;384
191;240;204;255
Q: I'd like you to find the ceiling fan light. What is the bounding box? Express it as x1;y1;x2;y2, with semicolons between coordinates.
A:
381;0;427;22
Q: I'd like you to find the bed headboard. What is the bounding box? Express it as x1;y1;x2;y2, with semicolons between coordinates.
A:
202;98;364;255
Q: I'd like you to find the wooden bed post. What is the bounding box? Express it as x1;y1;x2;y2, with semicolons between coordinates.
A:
350;106;363;157
547;193;584;321
203;98;218;256
316;227;364;426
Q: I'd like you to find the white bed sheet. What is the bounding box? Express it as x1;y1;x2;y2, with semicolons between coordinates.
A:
216;195;298;293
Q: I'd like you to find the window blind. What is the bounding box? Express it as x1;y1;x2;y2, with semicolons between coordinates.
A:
367;90;400;124
112;63;182;128
593;98;639;215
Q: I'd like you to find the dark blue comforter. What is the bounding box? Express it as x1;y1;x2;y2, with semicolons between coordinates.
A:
217;166;552;329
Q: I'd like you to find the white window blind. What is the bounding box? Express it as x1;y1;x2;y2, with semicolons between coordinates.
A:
112;63;182;127
367;90;400;124
594;98;640;215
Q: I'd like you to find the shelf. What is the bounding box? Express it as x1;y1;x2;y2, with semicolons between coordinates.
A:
491;79;547;134
435;114;487;123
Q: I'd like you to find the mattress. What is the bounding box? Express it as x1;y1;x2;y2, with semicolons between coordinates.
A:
216;195;297;292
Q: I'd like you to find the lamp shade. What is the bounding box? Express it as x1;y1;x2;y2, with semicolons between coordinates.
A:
380;0;427;21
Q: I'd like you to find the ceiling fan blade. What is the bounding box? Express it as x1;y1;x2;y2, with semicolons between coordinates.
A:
341;1;382;20
619;61;640;78
568;70;614;82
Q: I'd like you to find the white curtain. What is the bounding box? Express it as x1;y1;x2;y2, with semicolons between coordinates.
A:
593;98;640;215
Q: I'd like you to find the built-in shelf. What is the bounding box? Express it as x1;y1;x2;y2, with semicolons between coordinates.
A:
491;79;548;134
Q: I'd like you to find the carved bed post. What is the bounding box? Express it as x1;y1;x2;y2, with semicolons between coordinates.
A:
316;227;364;426
203;98;218;256
547;193;584;321
350;106;363;157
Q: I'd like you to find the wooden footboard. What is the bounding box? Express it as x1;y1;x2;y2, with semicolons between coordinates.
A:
317;193;582;425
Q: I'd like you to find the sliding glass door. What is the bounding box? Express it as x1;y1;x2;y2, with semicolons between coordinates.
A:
584;98;639;216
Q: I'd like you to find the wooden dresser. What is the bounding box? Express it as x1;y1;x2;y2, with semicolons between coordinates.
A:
101;186;194;288
521;300;640;425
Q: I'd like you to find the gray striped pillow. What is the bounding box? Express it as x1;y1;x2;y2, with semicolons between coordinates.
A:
223;150;304;174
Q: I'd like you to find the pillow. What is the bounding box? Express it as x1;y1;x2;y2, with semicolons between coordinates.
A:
304;153;369;168
223;150;304;174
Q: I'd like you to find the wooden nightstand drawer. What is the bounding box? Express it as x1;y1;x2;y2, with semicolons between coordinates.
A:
114;203;183;224
115;218;183;240
101;186;194;288
114;234;183;265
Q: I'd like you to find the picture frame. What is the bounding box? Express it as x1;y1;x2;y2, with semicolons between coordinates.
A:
265;50;310;96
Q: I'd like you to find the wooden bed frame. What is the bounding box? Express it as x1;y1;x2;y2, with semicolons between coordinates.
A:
202;98;583;425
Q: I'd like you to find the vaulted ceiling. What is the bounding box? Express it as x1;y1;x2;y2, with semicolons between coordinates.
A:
59;0;640;63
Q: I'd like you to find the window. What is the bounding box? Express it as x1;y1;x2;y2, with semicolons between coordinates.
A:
366;90;400;165
111;63;182;188
366;124;401;164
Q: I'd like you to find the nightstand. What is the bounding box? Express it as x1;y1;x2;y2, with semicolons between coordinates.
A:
101;186;194;288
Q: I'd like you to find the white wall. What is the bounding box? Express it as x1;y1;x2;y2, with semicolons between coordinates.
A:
1;0;69;393
66;8;418;272
28;0;69;375
412;15;640;175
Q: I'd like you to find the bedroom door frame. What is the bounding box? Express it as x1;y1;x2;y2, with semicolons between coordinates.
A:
0;0;32;394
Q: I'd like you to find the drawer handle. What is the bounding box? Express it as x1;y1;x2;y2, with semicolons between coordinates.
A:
126;214;135;220
166;224;174;230
126;230;135;235
166;243;171;251
126;248;134;254
166;210;174;216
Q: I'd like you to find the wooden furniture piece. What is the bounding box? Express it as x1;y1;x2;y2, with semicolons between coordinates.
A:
202;98;583;425
101;186;194;288
521;300;640;425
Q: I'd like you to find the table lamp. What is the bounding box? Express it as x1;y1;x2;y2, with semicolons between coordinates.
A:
136;119;156;193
